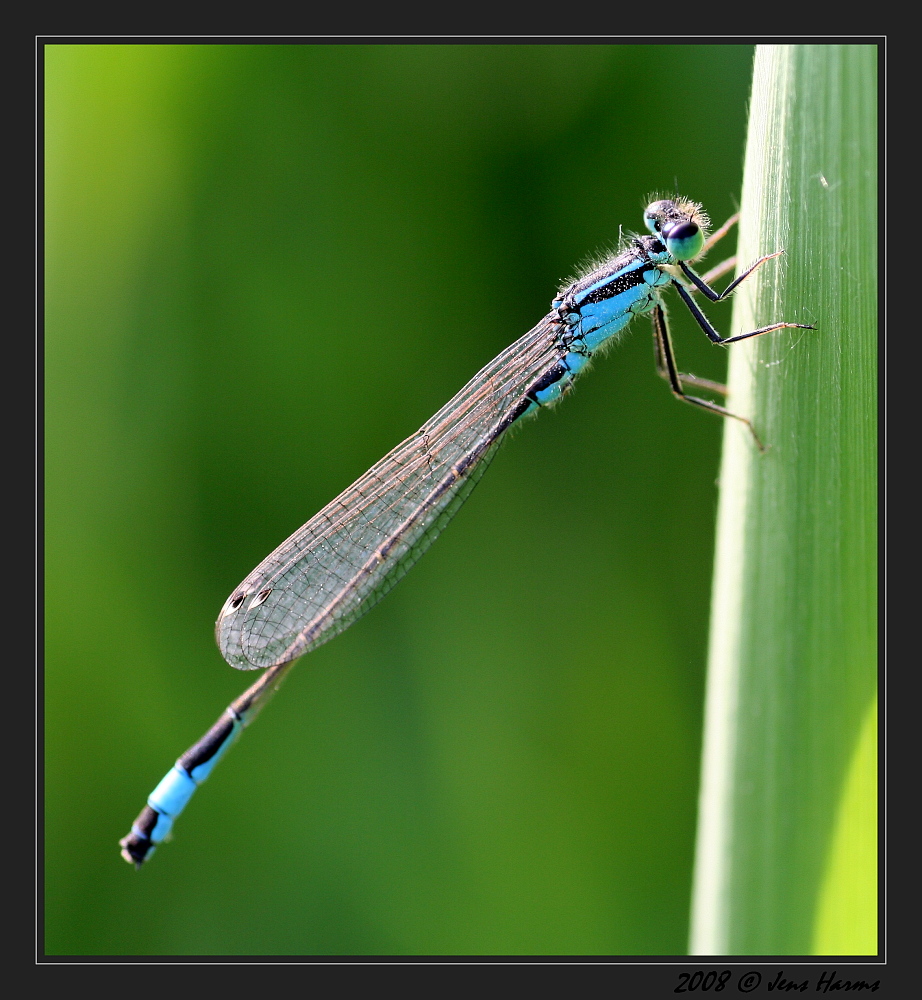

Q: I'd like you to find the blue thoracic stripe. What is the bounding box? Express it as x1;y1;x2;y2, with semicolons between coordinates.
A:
574;256;648;305
517;244;673;411
121;195;813;868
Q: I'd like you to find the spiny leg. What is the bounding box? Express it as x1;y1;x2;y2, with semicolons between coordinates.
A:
686;215;817;338
652;312;728;396
651;200;742;389
697;255;738;289
651;304;766;451
685;211;742;296
680;249;790;303
672;279;815;346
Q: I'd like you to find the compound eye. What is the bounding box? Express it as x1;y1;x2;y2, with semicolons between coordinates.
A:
643;199;673;233
662;220;704;261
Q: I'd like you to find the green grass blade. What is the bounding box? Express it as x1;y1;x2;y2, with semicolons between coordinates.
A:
690;43;878;956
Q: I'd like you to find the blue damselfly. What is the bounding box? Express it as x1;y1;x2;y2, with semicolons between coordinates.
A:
120;197;812;867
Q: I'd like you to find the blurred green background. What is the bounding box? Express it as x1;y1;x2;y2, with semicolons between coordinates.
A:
45;43;756;955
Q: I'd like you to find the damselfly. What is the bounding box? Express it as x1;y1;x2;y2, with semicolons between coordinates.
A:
120;197;813;867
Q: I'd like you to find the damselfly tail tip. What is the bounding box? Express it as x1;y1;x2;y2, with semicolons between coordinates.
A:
119;831;153;869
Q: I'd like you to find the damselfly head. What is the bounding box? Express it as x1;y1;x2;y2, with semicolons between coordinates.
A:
643;197;710;262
